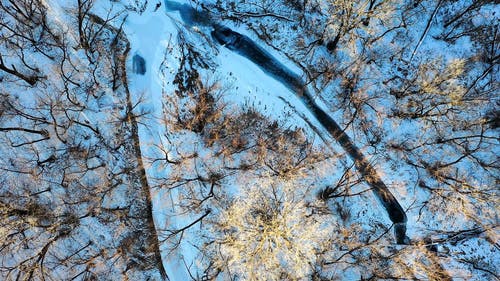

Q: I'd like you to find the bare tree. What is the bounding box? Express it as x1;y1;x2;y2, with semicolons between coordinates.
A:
0;0;167;279
186;0;499;279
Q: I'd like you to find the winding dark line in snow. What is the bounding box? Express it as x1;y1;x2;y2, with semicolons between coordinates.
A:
212;26;409;244
162;0;408;244
116;28;170;281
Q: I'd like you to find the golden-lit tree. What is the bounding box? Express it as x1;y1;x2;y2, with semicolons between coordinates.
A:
208;177;334;280
195;0;499;279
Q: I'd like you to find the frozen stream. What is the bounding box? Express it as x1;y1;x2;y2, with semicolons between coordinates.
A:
211;26;409;244
162;0;409;244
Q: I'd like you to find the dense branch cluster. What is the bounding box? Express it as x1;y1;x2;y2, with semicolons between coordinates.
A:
0;0;165;279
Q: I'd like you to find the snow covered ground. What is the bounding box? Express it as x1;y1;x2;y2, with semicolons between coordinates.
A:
118;0;408;279
2;0;494;279
136;0;496;278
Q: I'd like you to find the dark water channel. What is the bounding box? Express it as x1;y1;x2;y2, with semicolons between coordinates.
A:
165;0;409;244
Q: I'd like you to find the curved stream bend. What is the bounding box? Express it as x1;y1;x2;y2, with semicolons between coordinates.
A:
212;26;409;244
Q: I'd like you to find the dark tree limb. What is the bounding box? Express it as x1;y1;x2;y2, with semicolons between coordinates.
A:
0;54;41;86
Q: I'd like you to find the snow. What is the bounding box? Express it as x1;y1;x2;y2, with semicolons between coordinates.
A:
119;1;346;278
121;3;193;279
122;0;405;278
4;0;493;279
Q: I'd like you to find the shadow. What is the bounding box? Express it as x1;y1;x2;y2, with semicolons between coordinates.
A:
164;0;212;26
211;25;409;244
132;53;146;75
